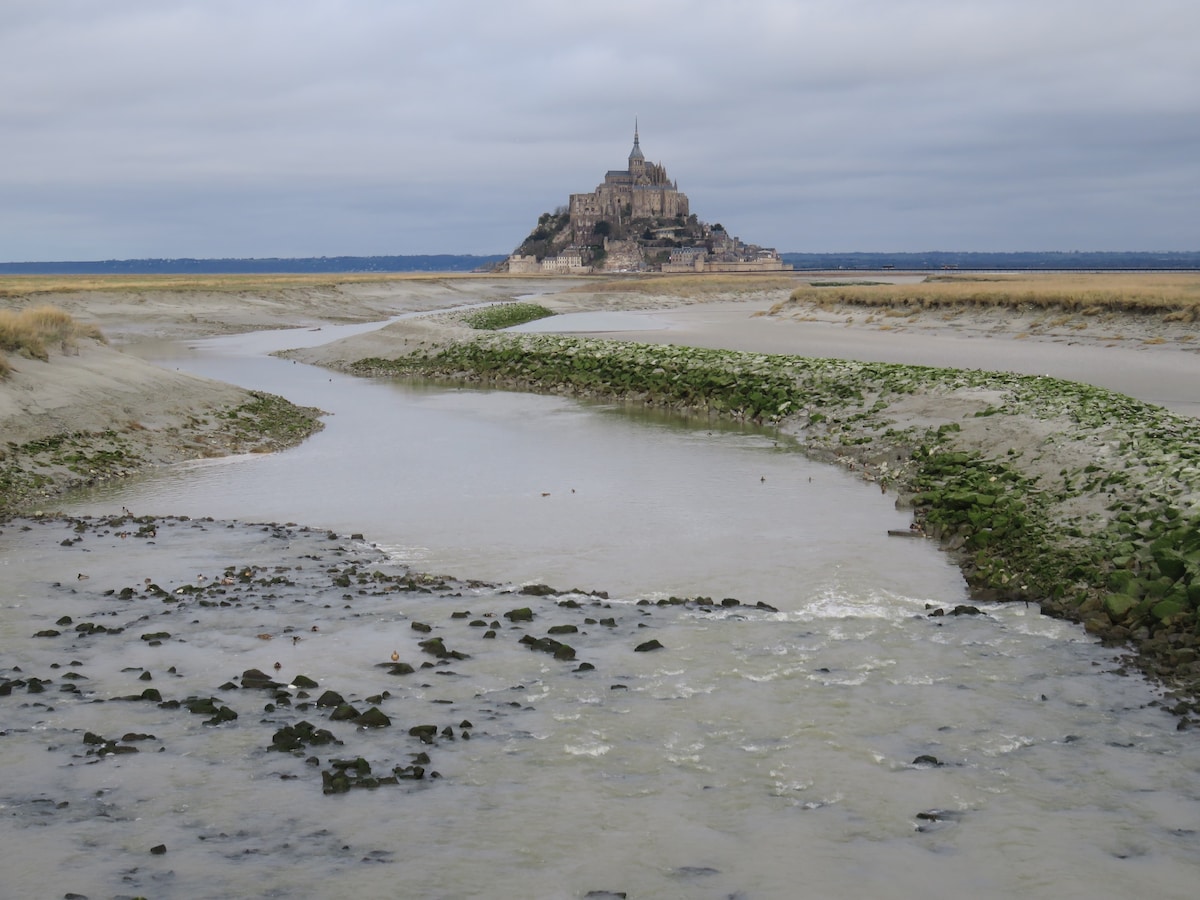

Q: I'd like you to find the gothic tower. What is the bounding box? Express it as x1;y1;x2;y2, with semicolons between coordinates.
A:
628;120;646;181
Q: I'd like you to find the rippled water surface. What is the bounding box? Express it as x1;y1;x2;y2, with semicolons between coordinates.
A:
2;321;1199;899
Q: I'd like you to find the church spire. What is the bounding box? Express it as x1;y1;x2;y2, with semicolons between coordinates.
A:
629;118;645;167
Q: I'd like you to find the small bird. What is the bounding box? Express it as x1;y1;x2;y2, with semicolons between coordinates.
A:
391;651;400;662
273;661;282;671
76;573;89;580
257;633;272;641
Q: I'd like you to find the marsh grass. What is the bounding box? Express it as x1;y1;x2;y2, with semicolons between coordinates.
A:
783;274;1200;320
0;271;500;299
0;305;106;370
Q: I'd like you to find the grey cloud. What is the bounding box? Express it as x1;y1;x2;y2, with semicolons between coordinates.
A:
1;0;1197;260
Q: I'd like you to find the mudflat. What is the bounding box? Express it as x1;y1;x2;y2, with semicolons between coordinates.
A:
3;271;1200;707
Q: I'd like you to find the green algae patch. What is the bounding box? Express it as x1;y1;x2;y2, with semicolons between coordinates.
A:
459;303;555;331
218;391;325;450
1;391;324;515
349;330;1200;708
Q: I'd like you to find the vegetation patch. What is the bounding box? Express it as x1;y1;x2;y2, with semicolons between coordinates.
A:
779;273;1200;320
0;272;486;300
0;392;323;515
349;331;1200;712
459;303;555;331
218;392;325;450
0;305;106;372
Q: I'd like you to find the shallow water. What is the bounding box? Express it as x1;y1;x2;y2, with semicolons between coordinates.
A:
3;319;1199;899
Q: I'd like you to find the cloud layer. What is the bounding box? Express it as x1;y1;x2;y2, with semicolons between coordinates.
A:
3;0;1197;259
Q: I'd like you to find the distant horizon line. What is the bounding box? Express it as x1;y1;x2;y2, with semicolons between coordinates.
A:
3;249;1200;267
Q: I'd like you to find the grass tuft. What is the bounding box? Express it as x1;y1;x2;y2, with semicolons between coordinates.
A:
781;273;1200;318
0;305;106;371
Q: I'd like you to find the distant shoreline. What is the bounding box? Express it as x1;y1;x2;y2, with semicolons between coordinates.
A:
3;249;1199;276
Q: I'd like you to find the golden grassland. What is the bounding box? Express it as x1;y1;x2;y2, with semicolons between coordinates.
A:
0;271;511;299
566;273;801;296
0;305;106;375
785;273;1200;320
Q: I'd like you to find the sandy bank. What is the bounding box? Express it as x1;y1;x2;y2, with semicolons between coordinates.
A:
1;277;573;512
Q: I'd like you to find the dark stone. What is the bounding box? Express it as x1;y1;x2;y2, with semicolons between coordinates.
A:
354;707;391;728
183;696;219;715
204;705;238;726
504;606;535;622
315;690;345;708
912;755;943;767
150;844;167;855
418;636;469;660
411;621;433;633
634;639;665;652
381;662;415;675
518;634;576;660
519;584;555;596
755;601;779;612
547;624;578;635
949;605;984;616
240;668;282;689
270;721;342;752
291;674;319;689
408;724;438;743
329;703;362;721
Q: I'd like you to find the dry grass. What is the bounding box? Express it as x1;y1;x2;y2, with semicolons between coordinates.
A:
567;273;799;297
782;273;1200;320
0;271;495;299
0;305;106;371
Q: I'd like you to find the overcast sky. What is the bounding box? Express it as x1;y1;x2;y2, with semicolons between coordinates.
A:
2;0;1198;260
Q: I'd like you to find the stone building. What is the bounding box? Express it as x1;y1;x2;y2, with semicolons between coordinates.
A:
568;124;690;243
505;124;789;274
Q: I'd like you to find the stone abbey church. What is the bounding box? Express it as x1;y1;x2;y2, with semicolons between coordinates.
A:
566;123;690;243
507;125;787;274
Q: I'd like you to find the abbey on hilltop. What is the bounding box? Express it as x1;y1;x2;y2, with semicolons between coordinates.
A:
505;124;789;274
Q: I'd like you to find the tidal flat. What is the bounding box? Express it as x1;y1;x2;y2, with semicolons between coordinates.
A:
3;271;1200;896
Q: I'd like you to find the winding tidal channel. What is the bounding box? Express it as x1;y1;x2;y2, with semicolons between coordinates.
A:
3;319;1200;899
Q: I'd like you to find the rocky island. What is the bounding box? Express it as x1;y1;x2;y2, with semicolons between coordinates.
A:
504;124;790;275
